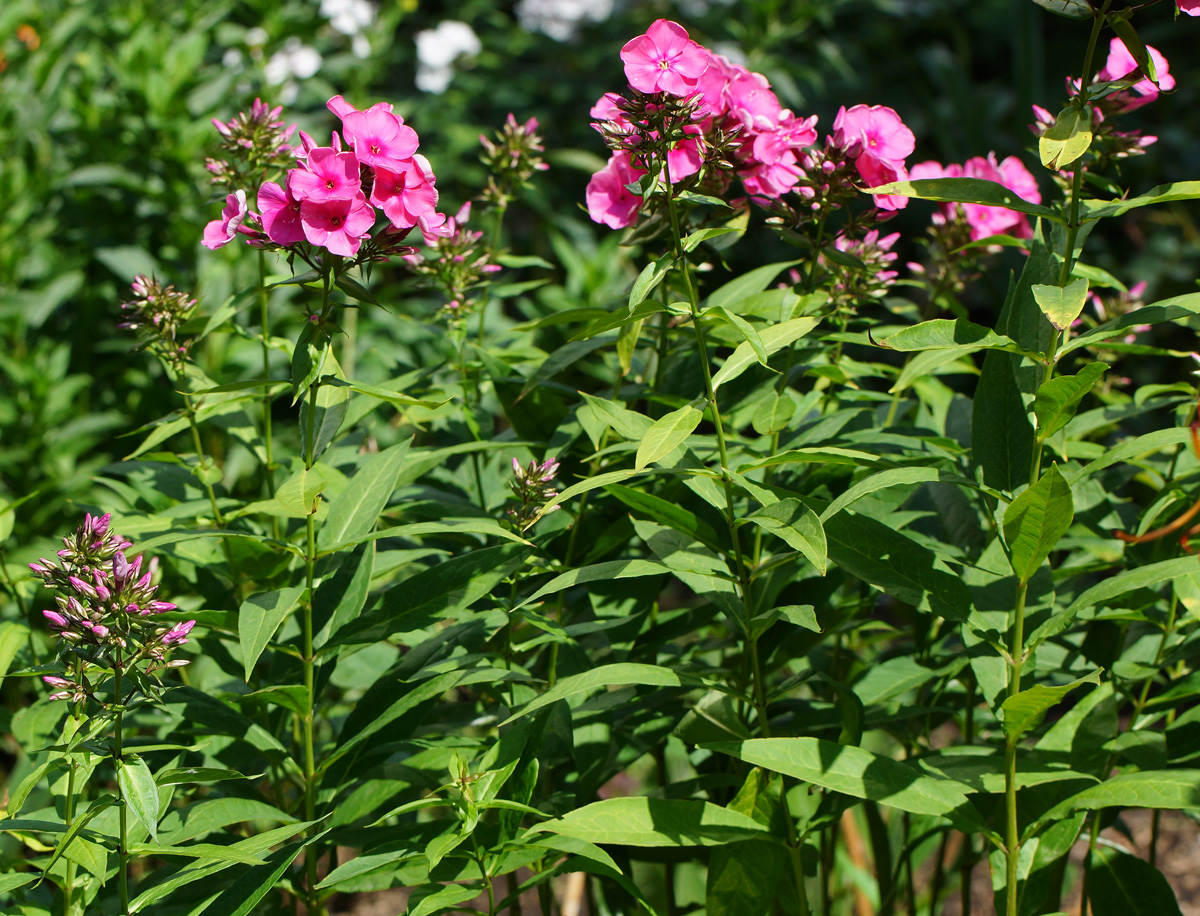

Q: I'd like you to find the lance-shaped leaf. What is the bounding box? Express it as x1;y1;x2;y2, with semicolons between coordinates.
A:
739;498;827;574
1003;464;1074;583
628;253;674;311
1001;672;1101;744
318;439;411;550
865;177;1063;222
1039;105;1093;170
529;797;769;847
1033;770;1200;835
704;738;988;835
118;756;161;841
1087;846;1184;916
504;662;703;724
711;317;821;391
1033;362;1107;439
1032;0;1092;18
1032;278;1089;331
635;399;706;470
239;585;306;680
1079;181;1200;221
875;318;1034;357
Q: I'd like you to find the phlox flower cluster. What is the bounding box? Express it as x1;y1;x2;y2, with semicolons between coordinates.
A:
205;98;297;191
478;113;549;209
31;514;194;702
118;274;198;370
402;202;502;322
203;95;445;263
508;457;561;532
586;19;914;232
821;229;901;314
909;154;1041;242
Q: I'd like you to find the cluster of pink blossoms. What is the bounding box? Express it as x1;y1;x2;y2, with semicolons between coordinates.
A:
586;19;914;230
204;95;446;260
31;514;193;699
910;154;1041;241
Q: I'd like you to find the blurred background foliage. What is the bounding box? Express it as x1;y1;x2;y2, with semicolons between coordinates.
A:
1;0;1197;544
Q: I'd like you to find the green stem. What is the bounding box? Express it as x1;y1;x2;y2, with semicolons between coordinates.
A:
1004;579;1029;916
113;659;129;916
477;200;508;344
257;251;278;537
664;176;764;733
61;657;85;916
472;837;496;916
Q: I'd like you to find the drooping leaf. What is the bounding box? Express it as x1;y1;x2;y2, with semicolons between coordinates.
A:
1039;105;1093;170
1002;464;1074;583
1001;672;1101;744
239;585;306;681
530;797;769;847
740;498;827;574
118;756;160;841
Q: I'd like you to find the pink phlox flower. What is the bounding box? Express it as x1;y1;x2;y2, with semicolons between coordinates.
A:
590;92;626;122
342;106;420;169
751;113;819;167
855;154;909;211
832;105;915;165
620;19;710;97
693;53;738;116
289;148;362;203
202;189;248;250
726;70;781;133
907;160;963;224
417;212;451;246
739;152;804;200
586;151;646;229
958;153;1040;240
1096;37;1174;108
1180;0;1200;14
371;154;440;229
258;181;306;245
300;192;376;257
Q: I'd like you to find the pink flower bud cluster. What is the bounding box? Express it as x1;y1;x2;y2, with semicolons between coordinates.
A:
205;98;298;191
586;19;914;232
508;457;561;532
31;514;195;695
821;229;901;314
479;113;549;208
203;95;446;263
119;274;198;367
909;154;1041;242
402;202;502;322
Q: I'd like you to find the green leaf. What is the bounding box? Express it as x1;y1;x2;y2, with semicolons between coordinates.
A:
239;586;306;681
318;439;411;550
290;321;330;402
1037;770;1200;829
706;259;802;313
704;738;987;834
299;357;349;465
1034;362;1108;439
604;484;723;551
740;498;827;574
200;834;324;916
129;841;266;865
1032;278;1089;331
867;177;1063;222
155;767;249;787
683;226;740;252
0;873;37;893
1039;105;1093;170
821;467;941;522
512;558;670;611
407;884;480;916
705;306;771;370
572;299;665;342
0;620;30;686
876;319;1032;356
1060;292;1200;355
1087;846;1183;916
1003;464;1074;582
824;512;972;622
334;274;379;306
635;399;706;470
530;797;769;847
1067;427;1192;485
44;795;118;877
711;318;820;391
118;756;160;841
158;798;296;846
327;544;529;648
326;377;448;410
1079;181;1200;221
276;468;326;517
629;253;674;312
1031;0;1092;18
1001;672;1101;744
504;663;701;725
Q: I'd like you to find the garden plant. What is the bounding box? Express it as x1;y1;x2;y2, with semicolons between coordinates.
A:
3;1;1200;915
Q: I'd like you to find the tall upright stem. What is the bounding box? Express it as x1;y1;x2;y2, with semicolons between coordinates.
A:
257;252;281;541
61;656;85;916
113;658;130;916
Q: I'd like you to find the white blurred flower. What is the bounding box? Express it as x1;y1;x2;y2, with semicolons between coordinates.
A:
264;37;323;85
515;0;613;42
222;48;244;71
244;27;268;47
321;0;375;37
351;33;371;59
414;21;481;94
